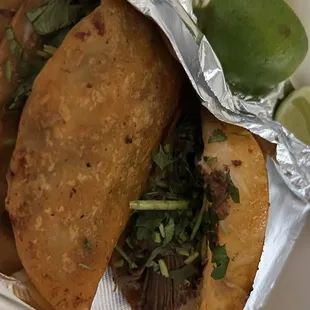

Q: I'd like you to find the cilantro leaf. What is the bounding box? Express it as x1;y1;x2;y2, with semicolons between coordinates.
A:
163;218;175;246
203;156;218;165
228;175;240;203
84;238;92;250
5;60;12;82
170;264;198;283
152;145;174;170
211;244;230;280
208;129;227;144
26;0;82;36
5;60;45;112
136;227;150;241
115;245;137;269
6;26;14;40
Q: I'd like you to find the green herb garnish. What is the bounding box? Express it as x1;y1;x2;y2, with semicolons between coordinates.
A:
203;156;218;165
10;40;22;58
113;259;124;268
184;252;199;265
115;245;137;269
159;223;165;238
208;129;227;143
153;232;161;244
152;145;174;170
228;175;240;203
130;200;189;211
84;238;92;251
176;247;190;257
6;26;14;40
170;264;198;283
158;259;169;278
5;60;13;82
78;263;93;270
26;0;82;36
211;245;230;280
190;197;206;240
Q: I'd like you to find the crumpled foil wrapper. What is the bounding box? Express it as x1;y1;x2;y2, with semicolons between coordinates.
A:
129;0;310;203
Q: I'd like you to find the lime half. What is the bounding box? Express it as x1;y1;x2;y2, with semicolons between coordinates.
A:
274;86;310;146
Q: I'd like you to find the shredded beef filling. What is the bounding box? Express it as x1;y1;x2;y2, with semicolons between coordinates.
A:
112;252;201;310
204;169;231;220
138;255;198;310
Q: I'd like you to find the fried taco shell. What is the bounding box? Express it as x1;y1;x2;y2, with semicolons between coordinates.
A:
6;1;182;309
111;108;268;310
200;111;269;310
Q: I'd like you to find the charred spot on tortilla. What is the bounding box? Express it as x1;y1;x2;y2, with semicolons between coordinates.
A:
125;135;133;144
92;11;105;36
74;31;91;41
232;159;242;167
0;9;15;19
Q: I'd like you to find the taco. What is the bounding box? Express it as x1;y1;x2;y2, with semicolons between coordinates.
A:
111;94;269;310
5;0;183;309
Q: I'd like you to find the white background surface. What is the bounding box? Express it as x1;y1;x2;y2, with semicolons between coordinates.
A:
264;215;310;310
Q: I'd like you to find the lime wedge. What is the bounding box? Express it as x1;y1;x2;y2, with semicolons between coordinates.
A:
274;86;310;146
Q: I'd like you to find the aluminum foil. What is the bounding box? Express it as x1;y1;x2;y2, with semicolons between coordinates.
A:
128;0;310;203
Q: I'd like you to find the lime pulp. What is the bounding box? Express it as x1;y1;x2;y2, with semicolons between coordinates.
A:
274;86;310;146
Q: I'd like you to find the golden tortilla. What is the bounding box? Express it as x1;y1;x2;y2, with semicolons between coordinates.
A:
200;111;269;310
6;1;182;309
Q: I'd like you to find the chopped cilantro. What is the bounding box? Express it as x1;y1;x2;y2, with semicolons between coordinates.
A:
84;238;92;251
176;247;190;257
228;175;240;203
158;259;169;278
184;252;199;265
170;264;198;283
5;26;14;40
208;129;227;143
113;259;124;268
10;40;22;58
5;60;12;82
152;145;174;170
203;156;218;165
211;245;230;280
115;245;137;269
26;0;82;36
78;263;93;270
